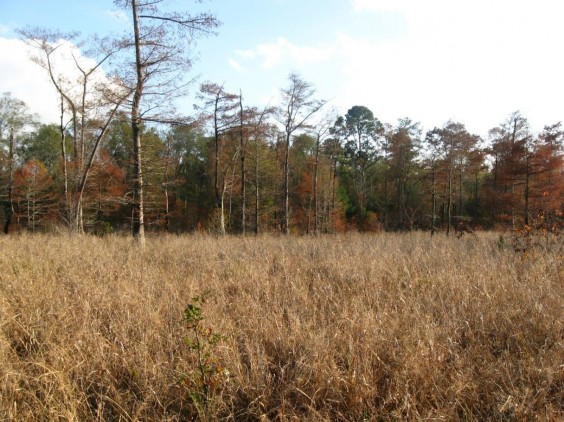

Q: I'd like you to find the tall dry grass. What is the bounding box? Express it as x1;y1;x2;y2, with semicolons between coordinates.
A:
0;232;562;421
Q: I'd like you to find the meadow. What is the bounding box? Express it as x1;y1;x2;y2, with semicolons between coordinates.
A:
0;232;562;421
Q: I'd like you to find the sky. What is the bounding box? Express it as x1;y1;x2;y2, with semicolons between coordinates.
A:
1;0;563;138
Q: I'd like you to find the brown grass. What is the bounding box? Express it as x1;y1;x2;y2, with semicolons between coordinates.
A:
0;232;562;421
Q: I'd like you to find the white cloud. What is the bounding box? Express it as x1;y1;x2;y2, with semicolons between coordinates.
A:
342;0;564;134
0;37;116;125
256;39;286;69
0;24;10;35
105;10;129;23
237;37;333;70
351;0;413;12
228;58;246;72
0;37;59;123
235;49;256;59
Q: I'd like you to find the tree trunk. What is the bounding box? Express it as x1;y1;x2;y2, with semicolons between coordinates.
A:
3;128;14;234
396;175;403;230
239;90;246;235
254;136;260;235
307;193;312;235
164;137;171;232
492;154;498;224
447;170;452;236
474;170;479;220
383;166;389;229
431;165;436;235
219;178;227;235
283;133;290;234
458;169;464;218
131;0;145;246
228;165;235;231
212;92;223;231
524;153;530;226
313;133;320;235
59;95;70;227
131;119;145;242
331;160;337;233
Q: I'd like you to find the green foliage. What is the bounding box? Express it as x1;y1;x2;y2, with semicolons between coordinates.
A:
105;114;133;169
182;291;227;421
96;221;114;237
23;124;62;176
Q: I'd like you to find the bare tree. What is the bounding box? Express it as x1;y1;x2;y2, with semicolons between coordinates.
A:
276;73;325;234
0;93;37;234
20;30;130;232
248;105;274;235
239;89;247;235
311;110;336;235
114;0;220;244
196;83;238;233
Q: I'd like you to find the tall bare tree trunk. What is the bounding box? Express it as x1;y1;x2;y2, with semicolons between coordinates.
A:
254;134;260;235
239;91;246;235
163;135;172;232
446;169;452;236
313;133;320;235
331;160;337;233
283;133;290;234
131;0;145;246
431;165;436;235
523;150;531;226
3;129;14;234
383;166;389;229
492;154;498;224
59;95;70;228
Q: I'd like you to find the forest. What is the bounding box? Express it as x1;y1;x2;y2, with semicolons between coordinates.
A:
1;90;563;236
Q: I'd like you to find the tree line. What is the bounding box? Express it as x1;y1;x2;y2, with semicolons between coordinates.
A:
1;88;562;236
0;1;562;237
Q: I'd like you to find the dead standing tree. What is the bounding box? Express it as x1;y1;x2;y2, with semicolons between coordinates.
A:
20;30;130;232
249;105;274;235
311;110;336;235
114;0;220;245
196;82;238;234
276;73;325;234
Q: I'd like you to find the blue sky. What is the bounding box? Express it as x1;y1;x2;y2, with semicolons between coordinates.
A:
1;0;563;137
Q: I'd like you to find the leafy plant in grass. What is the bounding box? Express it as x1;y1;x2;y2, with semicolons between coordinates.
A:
511;209;563;254
182;292;228;421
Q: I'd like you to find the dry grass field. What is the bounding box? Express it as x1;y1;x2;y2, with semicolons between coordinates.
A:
0;232;562;421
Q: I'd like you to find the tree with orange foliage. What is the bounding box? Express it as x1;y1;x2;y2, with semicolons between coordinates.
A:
525;123;564;225
86;150;127;232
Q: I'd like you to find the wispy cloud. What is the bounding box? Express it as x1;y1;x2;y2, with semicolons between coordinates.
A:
228;59;246;73
105;10;129;23
234;37;333;70
351;0;412;12
235;49;256;60
0;24;11;35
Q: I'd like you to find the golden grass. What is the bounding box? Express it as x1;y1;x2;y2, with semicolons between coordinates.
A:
0;232;562;421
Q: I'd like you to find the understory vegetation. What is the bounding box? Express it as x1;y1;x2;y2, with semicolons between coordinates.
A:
0;232;562;420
